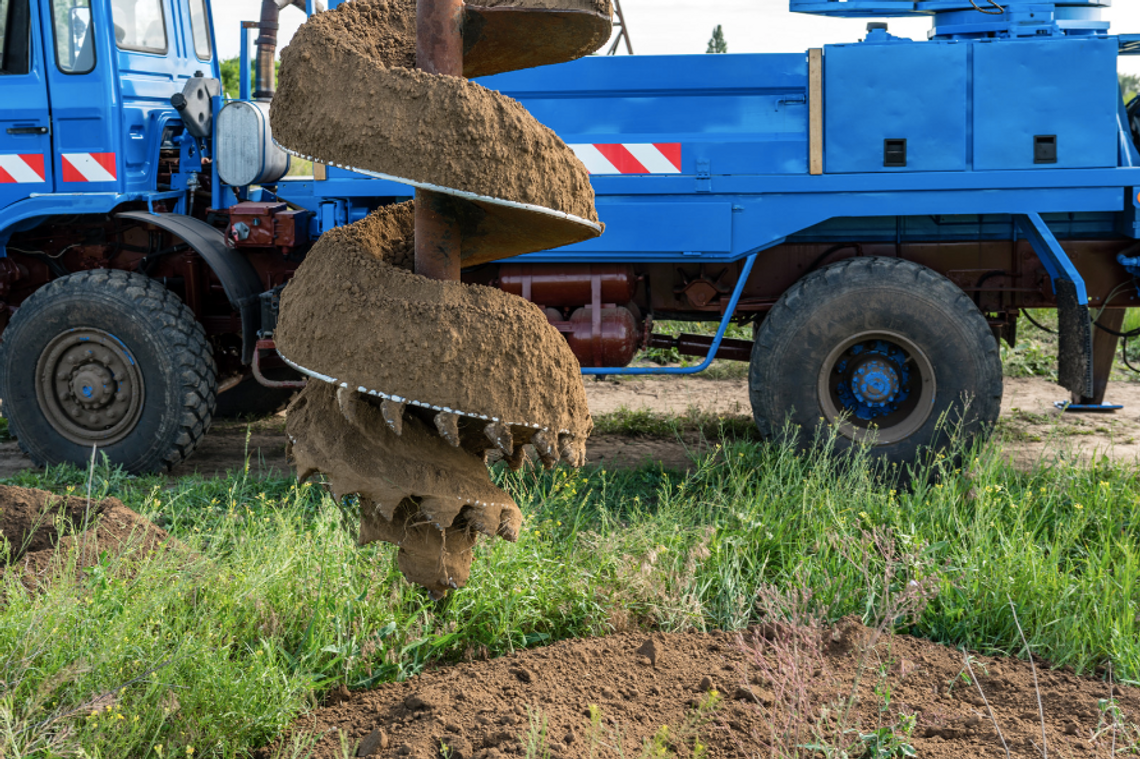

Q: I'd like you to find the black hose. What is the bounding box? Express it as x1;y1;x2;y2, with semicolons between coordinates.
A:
1091;317;1140;339
1123;336;1140;374
1021;310;1057;335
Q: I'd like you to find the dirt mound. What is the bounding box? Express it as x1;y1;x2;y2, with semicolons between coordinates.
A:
271;0;599;223
0;484;169;586
288;381;523;593
264;621;1140;759
275;203;591;448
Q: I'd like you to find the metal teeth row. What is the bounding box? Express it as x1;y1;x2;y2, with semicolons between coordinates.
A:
280;354;570;435
329;383;581;469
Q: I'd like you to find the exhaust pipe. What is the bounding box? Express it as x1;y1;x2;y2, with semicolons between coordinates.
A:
254;0;279;100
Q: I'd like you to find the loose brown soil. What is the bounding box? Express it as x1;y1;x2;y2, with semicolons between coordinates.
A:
288;381;523;593
276;203;588;591
271;0;599;223
0;484;168;586
275;203;591;448
264;619;1139;759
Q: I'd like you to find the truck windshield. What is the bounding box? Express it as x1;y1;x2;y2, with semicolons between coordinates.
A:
188;0;210;61
112;0;166;54
50;0;95;74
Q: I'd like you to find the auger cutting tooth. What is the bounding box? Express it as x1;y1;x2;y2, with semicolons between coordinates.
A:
336;387;362;428
505;446;528;471
434;411;461;448
531;430;558;469
559;432;576;463
484;422;514;457
381;399;406;436
532;430;554;456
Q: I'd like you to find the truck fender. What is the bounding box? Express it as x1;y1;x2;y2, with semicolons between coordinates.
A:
116;211;263;364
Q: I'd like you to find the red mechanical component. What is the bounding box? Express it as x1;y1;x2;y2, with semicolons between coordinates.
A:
498;263;637;306
559;305;639;368
224;201;310;251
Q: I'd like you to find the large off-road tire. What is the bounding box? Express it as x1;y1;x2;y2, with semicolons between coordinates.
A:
0;270;216;473
749;257;1002;466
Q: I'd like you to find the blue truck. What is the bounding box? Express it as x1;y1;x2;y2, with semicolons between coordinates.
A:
0;0;1138;472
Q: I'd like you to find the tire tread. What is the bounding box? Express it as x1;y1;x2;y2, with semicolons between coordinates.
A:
0;269;216;472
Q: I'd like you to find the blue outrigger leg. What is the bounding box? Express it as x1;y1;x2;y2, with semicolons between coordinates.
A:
1016;213;1094;398
580;253;759;376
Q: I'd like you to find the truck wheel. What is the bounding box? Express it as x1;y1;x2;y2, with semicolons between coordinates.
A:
749;257;1002;466
0;270;216;473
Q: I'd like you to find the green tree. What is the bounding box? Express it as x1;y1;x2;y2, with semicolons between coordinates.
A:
220;56;279;99
706;24;727;54
1121;73;1140;104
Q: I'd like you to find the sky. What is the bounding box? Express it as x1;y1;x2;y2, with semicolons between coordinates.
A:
210;1;1140;76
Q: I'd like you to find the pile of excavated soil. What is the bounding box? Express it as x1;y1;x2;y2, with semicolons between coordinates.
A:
0;484;169;586
271;0;599;223
288;381;522;593
276;203;591;448
262;619;1140;759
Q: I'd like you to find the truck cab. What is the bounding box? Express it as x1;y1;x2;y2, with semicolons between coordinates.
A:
0;0;218;213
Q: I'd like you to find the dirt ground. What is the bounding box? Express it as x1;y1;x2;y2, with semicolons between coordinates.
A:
1;375;1139;479
264;617;1140;759
585;374;1140;469
0;484;169;587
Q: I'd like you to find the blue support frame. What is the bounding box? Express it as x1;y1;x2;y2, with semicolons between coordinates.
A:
1016;212;1090;304
580;253;759;376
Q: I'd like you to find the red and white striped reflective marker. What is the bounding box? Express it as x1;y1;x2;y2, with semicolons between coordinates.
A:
61;153;117;183
0;154;46;184
570;143;682;175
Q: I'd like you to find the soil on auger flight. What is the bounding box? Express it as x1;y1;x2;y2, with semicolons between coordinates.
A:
270;0;599;222
275;202;591;442
287;381;524;593
275;203;588;591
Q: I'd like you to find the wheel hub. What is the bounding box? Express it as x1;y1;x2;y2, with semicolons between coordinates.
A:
36;329;145;446
71;363;115;408
850;358;900;406
818;330;936;447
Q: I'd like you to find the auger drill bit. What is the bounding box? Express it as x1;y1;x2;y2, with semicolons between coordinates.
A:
272;0;611;595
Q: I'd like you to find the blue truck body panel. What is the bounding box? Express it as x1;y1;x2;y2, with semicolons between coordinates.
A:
0;0;218;244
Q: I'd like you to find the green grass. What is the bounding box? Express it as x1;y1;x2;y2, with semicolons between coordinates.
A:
1004;308;1140;382
635;320;751;379
592;407;759;440
3;429;1140;757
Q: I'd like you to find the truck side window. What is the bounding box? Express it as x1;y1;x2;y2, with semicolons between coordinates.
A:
1;0;32;75
112;0;167;54
188;0;210;61
50;0;95;74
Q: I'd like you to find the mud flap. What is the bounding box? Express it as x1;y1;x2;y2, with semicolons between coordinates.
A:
1054;279;1094;398
1016;213;1094;399
116;211;264;364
